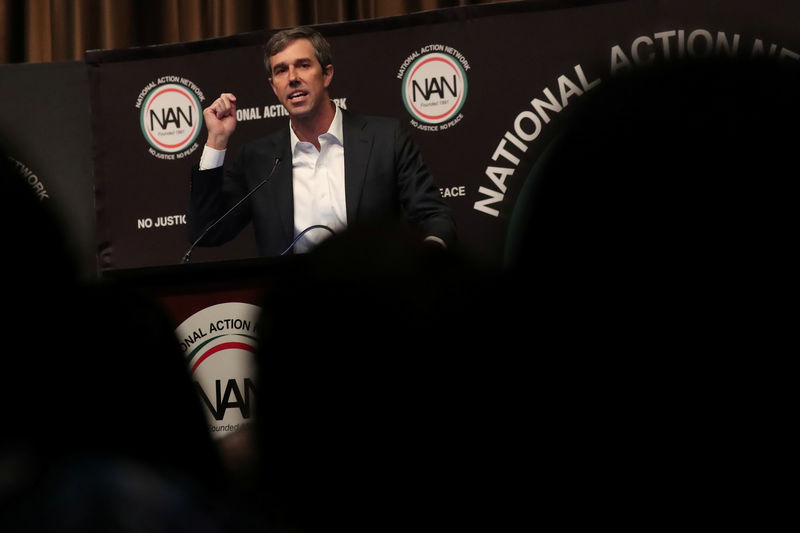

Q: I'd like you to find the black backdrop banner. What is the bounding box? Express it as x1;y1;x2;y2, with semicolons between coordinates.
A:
0;61;95;278
85;0;800;271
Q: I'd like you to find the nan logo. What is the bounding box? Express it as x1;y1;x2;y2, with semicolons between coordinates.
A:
176;302;262;440
398;44;470;132
136;76;205;160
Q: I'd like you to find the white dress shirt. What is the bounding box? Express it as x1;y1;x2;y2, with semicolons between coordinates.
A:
289;105;347;253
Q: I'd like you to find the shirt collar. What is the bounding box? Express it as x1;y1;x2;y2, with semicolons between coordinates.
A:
289;103;343;154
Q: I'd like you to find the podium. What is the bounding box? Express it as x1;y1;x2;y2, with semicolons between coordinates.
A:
100;254;308;442
100;254;304;329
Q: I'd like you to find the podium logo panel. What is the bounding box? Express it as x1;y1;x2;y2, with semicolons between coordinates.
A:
399;45;470;132
176;302;262;440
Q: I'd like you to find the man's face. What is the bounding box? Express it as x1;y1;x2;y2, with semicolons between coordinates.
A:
268;38;333;120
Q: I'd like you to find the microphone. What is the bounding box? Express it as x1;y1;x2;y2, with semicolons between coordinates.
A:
181;156;281;264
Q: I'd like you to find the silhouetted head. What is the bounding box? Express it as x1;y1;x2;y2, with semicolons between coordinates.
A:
507;56;799;315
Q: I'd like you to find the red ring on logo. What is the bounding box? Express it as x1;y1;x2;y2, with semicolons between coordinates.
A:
191;341;255;374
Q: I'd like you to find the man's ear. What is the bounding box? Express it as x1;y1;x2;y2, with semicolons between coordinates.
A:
323;64;334;88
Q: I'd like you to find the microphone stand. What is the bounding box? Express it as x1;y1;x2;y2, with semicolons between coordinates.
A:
181;157;281;264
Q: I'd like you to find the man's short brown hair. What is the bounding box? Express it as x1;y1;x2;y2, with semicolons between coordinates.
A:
264;26;333;76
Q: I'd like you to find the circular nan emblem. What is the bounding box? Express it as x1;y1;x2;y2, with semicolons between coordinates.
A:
139;82;202;154
402;51;468;125
176;302;262;440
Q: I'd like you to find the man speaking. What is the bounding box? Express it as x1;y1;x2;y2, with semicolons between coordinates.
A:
187;26;456;257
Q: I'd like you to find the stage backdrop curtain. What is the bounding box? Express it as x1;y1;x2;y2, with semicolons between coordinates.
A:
0;0;512;63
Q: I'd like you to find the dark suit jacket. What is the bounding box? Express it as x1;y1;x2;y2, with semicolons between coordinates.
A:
188;109;456;257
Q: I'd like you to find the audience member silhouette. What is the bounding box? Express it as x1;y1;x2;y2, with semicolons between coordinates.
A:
505;55;798;348
249;221;522;533
500;55;798;520
1;147;259;532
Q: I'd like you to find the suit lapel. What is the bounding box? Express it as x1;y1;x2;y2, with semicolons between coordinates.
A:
266;129;294;242
342;111;373;226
